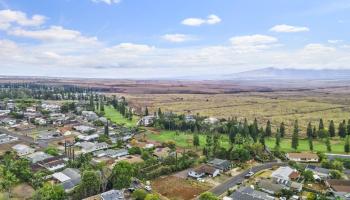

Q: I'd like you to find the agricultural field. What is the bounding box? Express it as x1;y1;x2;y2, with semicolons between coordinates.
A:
122;88;350;136
104;105;139;127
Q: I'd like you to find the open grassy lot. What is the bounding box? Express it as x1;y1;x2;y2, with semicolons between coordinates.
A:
104;105;138;127
122;89;350;136
147;130;348;154
147;130;230;149
266;137;346;154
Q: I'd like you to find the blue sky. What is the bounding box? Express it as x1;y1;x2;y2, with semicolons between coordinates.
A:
0;0;350;79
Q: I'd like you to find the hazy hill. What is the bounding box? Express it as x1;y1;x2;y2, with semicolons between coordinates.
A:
227;67;350;80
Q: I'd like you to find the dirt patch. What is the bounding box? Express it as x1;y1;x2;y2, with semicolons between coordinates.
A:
152;176;211;200
12;183;35;199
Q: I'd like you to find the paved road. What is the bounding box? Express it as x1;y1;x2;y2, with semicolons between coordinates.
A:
209;162;286;196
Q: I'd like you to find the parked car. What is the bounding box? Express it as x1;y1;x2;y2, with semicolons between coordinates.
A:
244;171;254;178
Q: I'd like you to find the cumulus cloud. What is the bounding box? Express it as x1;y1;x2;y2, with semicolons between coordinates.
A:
8;26;98;44
230;34;278;52
182;14;221;26
0;9;46;30
91;0;121;5
270;24;310;33
161;34;193;43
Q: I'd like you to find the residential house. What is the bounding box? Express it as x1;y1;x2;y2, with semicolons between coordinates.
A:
52;168;81;192
184;115;196;123
27;152;53;163
326;179;350;200
77;133;99;141
229;187;274;200
137;115;155;126
12;144;35;156
286;152;319;162
74;125;96;134
306;165;330;180
258;179;285;195
188;164;220;178
82;111;99;121
37;155;67;171
203;117;219;124
271;166;300;184
93;149;129;158
0;109;10;117
41;103;61;112
78;142;109;154
0;134;18;144
208;158;231;171
34;117;47;125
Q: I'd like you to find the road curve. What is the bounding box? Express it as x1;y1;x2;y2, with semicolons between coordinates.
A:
209;161;286;196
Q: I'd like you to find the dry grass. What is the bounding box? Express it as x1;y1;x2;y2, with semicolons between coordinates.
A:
121;89;350;136
152;176;211;200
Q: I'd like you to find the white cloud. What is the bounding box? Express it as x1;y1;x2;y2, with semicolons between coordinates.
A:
0;9;46;30
270;24;310;33
182;14;221;26
91;0;121;5
230;34;278;52
8;26;98;44
328;39;342;44
161;34;193;43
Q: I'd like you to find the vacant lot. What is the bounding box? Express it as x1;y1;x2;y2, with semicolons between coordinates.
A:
104;105;139;127
147;130;230;149
152;176;211;200
147;130;346;154
122;87;350;136
265;137;345;154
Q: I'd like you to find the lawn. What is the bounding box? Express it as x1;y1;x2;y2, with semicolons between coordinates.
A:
148;130;348;154
104;105;139;127
147;130;231;149
266;137;346;154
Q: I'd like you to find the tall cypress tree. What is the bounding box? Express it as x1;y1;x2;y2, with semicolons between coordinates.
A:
280;122;285;138
329;120;335;137
347;119;350;136
275;128;281;149
319;118;324;130
291;120;299;150
306;122;313;138
339;121;347;138
325;137;331;152
265;120;272;137
308;136;313;151
312;126;317;139
345;136;350;153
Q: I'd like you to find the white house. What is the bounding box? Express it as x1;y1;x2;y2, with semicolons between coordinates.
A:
12;144;35;156
286;152;319;162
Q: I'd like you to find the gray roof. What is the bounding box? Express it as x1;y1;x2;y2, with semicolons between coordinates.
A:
60;168;81;191
306;165;330;175
258;179;284;194
230;187;274;200
101;189;124;200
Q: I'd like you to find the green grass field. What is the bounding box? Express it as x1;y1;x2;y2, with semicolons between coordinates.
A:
266;137;346;154
104;105;139;127
147;130;231;149
147;130;348;154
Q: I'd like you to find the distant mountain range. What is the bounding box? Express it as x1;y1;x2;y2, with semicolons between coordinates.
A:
227;67;350;80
